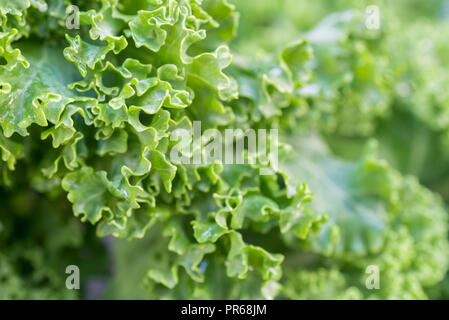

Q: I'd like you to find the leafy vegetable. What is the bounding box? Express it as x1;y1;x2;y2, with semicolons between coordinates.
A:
1;0;449;300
